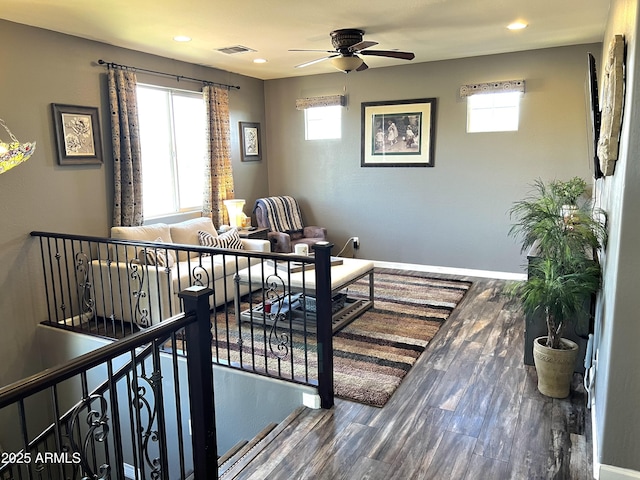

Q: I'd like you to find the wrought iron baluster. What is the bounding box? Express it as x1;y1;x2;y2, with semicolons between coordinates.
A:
54;238;67;320
37;235;54;324
133;371;163;479
129;260;150;328
62;239;75;326
129;356;167;480
67;394;111;480
265;274;290;360
50;384;68;479
18;399;34;479
125;370;144;480
76;251;95;319
106;360;125;480
169;332;187;480
46;238;62;323
151;341;169;478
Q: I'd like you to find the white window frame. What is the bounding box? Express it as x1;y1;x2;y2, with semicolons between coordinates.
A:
466;91;521;133
304;105;342;140
136;83;207;219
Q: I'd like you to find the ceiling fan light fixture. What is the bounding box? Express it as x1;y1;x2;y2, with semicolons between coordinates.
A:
331;55;363;73
507;21;528;30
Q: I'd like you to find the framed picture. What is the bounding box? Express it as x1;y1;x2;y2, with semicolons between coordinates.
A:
239;121;261;161
361;98;436;167
52;104;103;165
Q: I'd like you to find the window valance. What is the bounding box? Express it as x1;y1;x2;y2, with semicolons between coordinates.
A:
295;95;346;110
459;80;525;98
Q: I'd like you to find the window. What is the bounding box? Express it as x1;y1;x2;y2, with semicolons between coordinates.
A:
304;105;341;140
136;84;206;218
466;91;521;133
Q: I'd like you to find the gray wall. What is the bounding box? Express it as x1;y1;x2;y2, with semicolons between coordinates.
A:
264;44;599;273
593;0;640;472
0;19;268;392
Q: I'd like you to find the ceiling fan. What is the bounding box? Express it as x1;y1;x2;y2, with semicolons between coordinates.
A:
289;28;415;73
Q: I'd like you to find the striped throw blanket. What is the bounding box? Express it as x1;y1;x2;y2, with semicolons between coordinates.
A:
255;196;305;233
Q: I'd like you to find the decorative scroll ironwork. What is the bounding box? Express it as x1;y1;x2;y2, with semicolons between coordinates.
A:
76;251;95;317
68;394;111;480
191;262;211;288
129;260;150;327
132;370;163;479
265;274;290;359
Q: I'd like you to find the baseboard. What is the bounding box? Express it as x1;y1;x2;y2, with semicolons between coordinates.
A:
372;260;527;281
592;401;601;479
591;402;640;480
599;465;640;480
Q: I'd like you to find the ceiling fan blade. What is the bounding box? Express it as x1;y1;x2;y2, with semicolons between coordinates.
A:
348;40;378;52
356;61;369;72
294;54;339;69
360;50;415;60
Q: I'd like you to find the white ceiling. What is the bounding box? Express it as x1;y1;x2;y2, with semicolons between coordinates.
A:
0;0;610;80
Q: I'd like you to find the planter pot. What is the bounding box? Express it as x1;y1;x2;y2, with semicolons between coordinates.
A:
523;309;586;373
562;204;579;224
532;336;579;398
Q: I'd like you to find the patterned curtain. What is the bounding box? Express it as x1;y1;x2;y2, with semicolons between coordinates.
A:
202;85;234;227
108;68;143;227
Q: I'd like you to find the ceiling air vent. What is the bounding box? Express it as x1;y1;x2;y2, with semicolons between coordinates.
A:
215;45;256;55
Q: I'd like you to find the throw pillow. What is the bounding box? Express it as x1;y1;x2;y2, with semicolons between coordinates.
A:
198;229;244;250
137;237;176;267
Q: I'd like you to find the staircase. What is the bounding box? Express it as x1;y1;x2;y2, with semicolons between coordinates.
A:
219;408;307;478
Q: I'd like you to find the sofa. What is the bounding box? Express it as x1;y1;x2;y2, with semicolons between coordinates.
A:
90;217;270;328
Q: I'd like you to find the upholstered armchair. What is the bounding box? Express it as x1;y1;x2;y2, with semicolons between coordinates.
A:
253;196;327;253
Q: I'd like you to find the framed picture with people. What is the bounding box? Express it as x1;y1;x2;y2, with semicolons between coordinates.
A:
361;97;436;167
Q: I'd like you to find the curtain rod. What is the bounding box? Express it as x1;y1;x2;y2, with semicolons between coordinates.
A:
97;59;240;90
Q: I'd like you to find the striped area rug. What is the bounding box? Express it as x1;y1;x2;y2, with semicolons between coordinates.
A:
333;270;472;406
211;269;471;408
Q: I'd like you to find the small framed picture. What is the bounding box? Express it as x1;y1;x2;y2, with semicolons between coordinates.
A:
239;121;261;162
52;104;103;165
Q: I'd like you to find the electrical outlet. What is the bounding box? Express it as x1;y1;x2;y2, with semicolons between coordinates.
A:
353;237;360;250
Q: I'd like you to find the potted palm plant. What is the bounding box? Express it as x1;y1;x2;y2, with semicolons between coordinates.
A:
550;176;587;224
509;178;605;398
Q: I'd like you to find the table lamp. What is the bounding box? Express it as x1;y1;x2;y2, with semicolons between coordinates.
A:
223;199;246;228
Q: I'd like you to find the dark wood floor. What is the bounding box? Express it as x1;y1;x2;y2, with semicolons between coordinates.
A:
221;275;593;480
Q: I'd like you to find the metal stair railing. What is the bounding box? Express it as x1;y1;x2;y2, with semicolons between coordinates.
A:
0;286;217;480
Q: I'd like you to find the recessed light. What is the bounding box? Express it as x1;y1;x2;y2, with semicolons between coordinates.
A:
253;58;267;64
173;35;192;42
507;22;528;30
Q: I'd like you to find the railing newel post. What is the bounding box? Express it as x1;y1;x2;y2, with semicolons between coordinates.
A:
313;241;335;409
179;285;217;479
